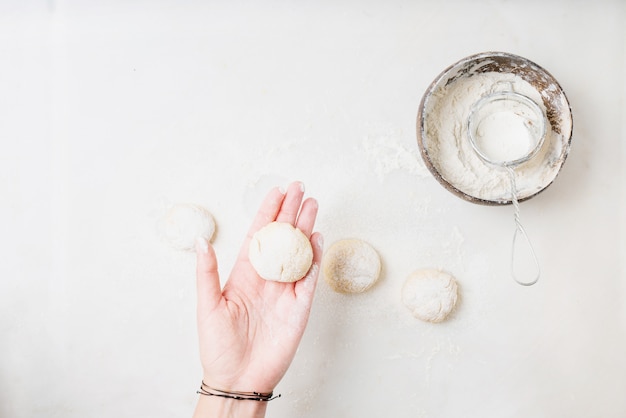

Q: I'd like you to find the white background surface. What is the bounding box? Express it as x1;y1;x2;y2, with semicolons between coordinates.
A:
1;1;625;417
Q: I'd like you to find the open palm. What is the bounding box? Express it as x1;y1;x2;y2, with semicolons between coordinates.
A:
194;182;323;395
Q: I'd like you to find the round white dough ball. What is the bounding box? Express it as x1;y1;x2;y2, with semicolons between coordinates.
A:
248;222;313;283
159;203;216;251
401;269;458;323
322;239;382;293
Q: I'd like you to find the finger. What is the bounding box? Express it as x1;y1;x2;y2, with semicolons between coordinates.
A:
195;237;223;316
294;232;324;305
235;186;286;265
246;186;286;238
295;197;318;238
275;181;305;226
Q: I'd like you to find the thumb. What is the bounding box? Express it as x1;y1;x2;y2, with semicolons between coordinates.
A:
195;237;223;316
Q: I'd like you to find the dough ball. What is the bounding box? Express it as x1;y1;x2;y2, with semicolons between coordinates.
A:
401;269;458;323
248;222;313;283
158;203;216;251
322;239;381;293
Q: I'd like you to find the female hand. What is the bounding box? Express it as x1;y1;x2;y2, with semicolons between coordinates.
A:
193;182;323;418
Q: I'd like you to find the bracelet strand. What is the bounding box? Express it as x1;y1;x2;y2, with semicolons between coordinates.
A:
197;381;281;402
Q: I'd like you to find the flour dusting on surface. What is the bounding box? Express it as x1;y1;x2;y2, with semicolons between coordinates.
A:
362;134;429;181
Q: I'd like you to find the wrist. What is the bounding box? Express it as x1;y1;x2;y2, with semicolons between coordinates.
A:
193;394;268;418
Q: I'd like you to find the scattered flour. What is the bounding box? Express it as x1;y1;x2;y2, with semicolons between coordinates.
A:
362;134;430;181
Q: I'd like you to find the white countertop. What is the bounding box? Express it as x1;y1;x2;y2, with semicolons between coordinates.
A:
1;1;625;417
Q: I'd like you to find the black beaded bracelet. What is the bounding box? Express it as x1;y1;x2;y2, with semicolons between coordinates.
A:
197;381;281;402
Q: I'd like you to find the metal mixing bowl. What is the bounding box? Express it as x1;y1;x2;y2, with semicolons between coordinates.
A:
416;51;573;205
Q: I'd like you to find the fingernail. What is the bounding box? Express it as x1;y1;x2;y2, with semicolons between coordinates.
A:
298;182;305;193
278;185;286;194
196;236;209;254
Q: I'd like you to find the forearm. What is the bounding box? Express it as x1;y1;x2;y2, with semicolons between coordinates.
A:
193;395;268;418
